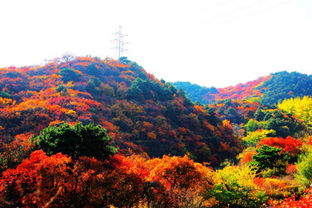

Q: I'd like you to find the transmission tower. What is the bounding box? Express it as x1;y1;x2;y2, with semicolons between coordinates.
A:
112;25;128;59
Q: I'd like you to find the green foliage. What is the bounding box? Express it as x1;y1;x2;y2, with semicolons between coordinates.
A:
126;78;174;102
203;106;220;126
220;106;246;124
263;110;304;137
245;119;263;133
250;145;290;176
242;129;276;146
254;108;266;121
31;123;117;159
174;71;312;106
86;78;114;97
59;68;82;82
263;118;290;138
209;183;267;208
0;91;11;98
172;81;218;104
295;151;312;186
259;71;312;104
85;63;102;76
119;56;131;65
206;165;267;208
250;108;305;137
56;85;66;93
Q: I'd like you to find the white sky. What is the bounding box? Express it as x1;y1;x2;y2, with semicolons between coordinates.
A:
0;0;311;87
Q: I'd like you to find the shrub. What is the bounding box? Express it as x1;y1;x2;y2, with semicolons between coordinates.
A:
31;123;117;159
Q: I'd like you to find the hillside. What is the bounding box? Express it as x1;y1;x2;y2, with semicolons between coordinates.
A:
0;56;311;208
0;56;241;165
173;71;312;104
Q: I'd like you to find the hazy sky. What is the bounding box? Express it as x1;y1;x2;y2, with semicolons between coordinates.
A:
0;0;311;87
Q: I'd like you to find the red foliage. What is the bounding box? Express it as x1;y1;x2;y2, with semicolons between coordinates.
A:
205;76;271;101
269;187;312;207
258;136;302;155
0;151;147;207
254;177;265;187
0;151;215;207
209;99;261;123
0;150;71;207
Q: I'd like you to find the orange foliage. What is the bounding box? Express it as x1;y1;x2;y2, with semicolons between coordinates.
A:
147;132;157;139
194;105;206;113
285;164;297;175
146;155;214;191
240;151;255;165
222;120;233;131
0;97;15;107
254;177;294;197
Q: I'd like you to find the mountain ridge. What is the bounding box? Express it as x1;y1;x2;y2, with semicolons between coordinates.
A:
173;71;312;104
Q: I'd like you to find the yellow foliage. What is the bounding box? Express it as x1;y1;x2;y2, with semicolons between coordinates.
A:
278;96;312;128
215;165;258;189
242;129;275;146
0;97;15;107
65;109;77;117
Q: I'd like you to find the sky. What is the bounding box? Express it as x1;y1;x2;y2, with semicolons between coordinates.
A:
0;0;311;87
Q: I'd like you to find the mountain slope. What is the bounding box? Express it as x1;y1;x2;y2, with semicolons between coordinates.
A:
0;56;241;164
173;71;312;104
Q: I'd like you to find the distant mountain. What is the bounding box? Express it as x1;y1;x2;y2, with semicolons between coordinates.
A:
173;71;312;104
0;56;241;164
172;81;218;104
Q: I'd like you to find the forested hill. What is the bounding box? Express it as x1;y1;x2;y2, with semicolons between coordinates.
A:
0;56;241;164
173;71;312;104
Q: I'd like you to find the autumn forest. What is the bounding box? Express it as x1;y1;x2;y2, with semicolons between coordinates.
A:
0;55;311;208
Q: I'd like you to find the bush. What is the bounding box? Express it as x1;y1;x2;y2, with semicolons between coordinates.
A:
250;145;290;176
31;123;117;159
206;165;267;208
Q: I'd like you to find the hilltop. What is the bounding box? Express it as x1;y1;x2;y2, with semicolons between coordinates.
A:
0;56;241;165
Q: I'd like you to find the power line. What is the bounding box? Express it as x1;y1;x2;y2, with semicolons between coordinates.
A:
112;25;128;59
